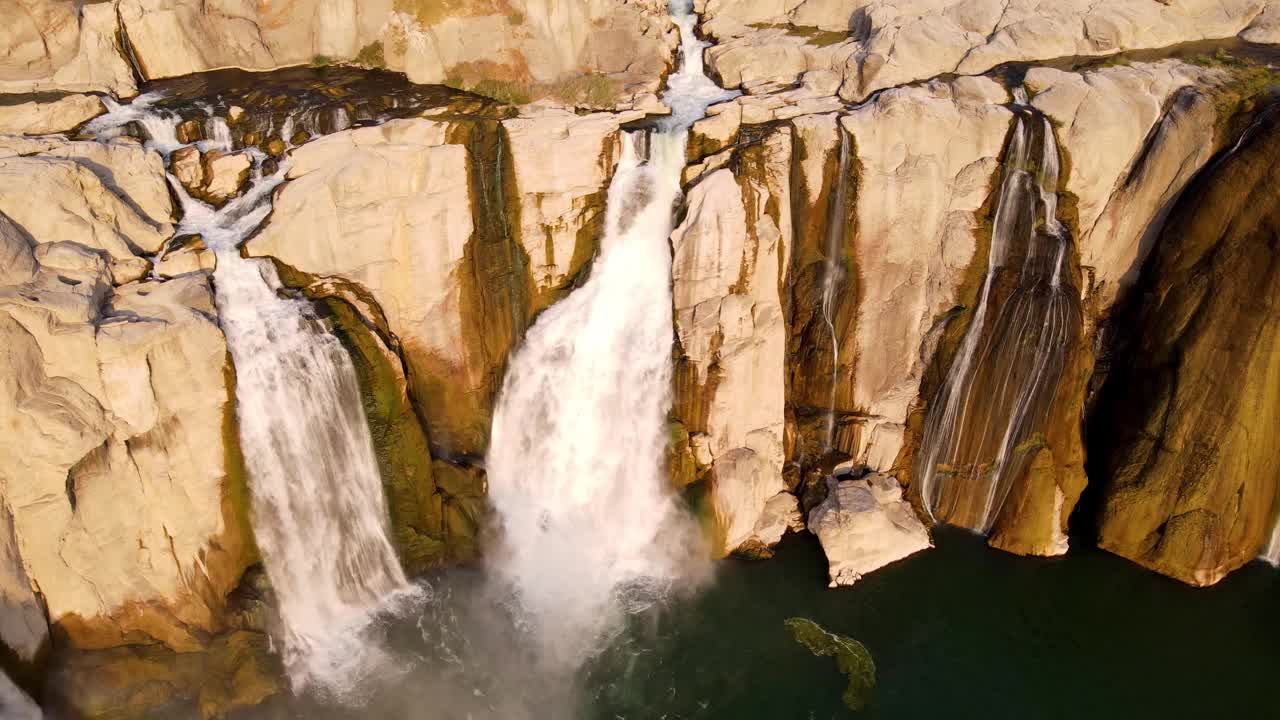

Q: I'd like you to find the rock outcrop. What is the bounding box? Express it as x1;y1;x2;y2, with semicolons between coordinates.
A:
117;0;676;106
0;1;137;96
672;127;793;556
701;0;1278;102
808;471;931;587
0;94;103;136
0;135;254;655
1089;101;1280;586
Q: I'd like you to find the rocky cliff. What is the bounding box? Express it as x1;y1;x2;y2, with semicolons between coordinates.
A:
2;0;1280;714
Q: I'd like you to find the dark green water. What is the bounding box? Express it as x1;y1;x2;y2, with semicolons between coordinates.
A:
587;529;1280;719
232;529;1279;719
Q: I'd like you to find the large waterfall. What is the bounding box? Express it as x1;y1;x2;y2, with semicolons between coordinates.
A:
485;0;736;669
85;101;413;695
915;95;1082;534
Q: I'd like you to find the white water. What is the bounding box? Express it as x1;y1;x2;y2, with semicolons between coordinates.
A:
0;671;40;720
87;102;416;696
917;95;1079;533
1264;508;1280;565
820;130;852;450
484;0;735;670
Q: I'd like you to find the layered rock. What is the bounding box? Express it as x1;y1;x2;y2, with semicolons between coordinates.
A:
0;93;103;136
809;471;931;587
1089;102;1280;586
672;127;793;556
700;0;1279;102
117;0;677;106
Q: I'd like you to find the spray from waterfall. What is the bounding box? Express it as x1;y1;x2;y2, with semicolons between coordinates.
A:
915;94;1081;534
820;130;852;451
484;0;736;670
85;98;418;697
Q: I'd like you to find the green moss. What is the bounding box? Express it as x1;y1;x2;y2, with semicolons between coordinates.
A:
221;360;259;563
446;75;533;105
785;617;876;711
318;295;448;574
355;41;386;69
1192;51;1280;133
748;22;849;48
546;73;621;108
311;54;334;67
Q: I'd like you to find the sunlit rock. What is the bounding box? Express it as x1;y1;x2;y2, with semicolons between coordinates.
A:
672;128;792;556
809;472;932;587
0;93;103;135
0;1;136;96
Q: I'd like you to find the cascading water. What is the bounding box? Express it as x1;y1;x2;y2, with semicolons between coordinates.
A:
0;672;40;720
1264;515;1280;565
915;94;1082;534
85;99;416;696
484;0;737;670
820;131;852;451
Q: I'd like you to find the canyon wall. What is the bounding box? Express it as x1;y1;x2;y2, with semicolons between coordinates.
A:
3;1;1280;714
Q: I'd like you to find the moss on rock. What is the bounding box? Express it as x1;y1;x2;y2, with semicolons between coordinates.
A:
784;617;876;711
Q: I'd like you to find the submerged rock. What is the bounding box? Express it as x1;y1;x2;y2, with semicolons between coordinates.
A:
808;473;931;587
784;617;876;711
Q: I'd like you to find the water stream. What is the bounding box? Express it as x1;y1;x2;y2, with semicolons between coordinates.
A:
85;99;416;697
820;130;852;451
483;0;737;671
915;96;1082;535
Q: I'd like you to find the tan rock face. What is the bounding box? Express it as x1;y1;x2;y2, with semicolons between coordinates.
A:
0;1;137;96
1090;105;1280;587
1027;61;1223;314
701;0;1277;103
117;0;676;106
0;137;173;285
842;77;1011;472
0;131;250;652
0;252;253;651
250;113;623;459
672;128;792;556
0;93;103;136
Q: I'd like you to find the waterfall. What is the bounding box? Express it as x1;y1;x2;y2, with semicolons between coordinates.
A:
0;671;39;720
820;130;852;451
915;97;1082;534
86;100;415;696
484;0;736;669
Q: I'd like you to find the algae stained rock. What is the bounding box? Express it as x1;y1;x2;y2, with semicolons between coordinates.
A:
784;617;876;711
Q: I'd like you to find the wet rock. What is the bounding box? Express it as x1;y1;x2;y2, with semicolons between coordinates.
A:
155;235;216;278
201;151;252;204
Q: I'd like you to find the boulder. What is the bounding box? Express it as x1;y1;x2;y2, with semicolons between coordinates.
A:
809;472;931;586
